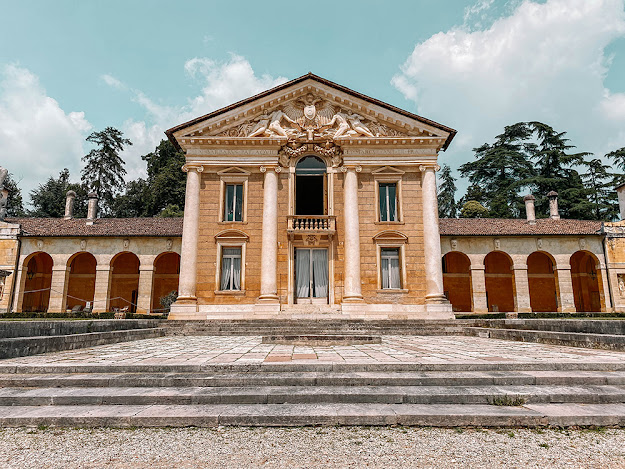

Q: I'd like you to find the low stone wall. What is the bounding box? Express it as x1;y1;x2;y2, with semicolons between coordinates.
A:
470;319;625;335
0;319;163;339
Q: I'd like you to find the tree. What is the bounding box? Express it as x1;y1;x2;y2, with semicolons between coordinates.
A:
582;158;618;221
158;204;184;218
4;173;25;217
81;127;131;216
110;179;150;218
523;122;592;219
606;147;625;187
459;123;535;218
437;164;457;218
460;200;489;218
141;140;186;215
29;168;87;218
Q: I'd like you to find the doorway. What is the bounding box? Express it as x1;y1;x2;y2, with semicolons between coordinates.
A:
295;248;328;304
295;156;326;215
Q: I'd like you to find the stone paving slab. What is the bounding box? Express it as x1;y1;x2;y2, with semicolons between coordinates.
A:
2;335;625;367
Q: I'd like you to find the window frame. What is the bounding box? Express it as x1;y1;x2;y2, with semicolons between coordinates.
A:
219;246;242;291
373;230;409;292
217;168;250;224
380;247;402;289
372;169;404;224
214;229;249;295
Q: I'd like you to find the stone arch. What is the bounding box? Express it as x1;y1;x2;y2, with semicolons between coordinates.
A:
151;252;181;312
65;252;97;312
109;252;140;313
484;251;515;312
442;252;472;312
21;252;53;312
527;251;559;312
570;250;603;312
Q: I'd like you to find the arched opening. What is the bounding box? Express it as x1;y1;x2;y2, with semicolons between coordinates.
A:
527;252;558;312
151;252;181;312
22;252;53;312
66;252;97;312
442;252;472;312
570;250;602;312
484;251;515;312
109;252;140;313
295;156;326;215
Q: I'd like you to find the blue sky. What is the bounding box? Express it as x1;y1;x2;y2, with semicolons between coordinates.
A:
1;0;625;200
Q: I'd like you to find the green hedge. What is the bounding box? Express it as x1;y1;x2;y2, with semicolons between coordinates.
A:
0;311;167;320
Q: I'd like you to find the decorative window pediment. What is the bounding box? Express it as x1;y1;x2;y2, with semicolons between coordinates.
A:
373;230;408;244
214;229;249;243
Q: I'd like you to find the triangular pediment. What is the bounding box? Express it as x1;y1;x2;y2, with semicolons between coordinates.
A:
217;167;251;176
372;166;405;176
167;73;455;150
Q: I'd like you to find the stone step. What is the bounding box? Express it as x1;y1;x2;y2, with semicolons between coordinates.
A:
1;384;624;406
1;403;625;427
3;370;625;388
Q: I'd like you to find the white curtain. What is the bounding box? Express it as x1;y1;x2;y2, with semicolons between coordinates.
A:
381;248;401;289
296;249;310;298
390;256;400;288
312;249;328;298
221;256;232;290
232;256;241;290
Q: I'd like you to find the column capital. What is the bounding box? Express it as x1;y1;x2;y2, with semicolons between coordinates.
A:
182;164;204;173
340;165;361;173
419;164;440;172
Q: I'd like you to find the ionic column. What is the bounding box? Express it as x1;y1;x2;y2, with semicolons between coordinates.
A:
92;262;112;313
556;265;576;313
136;263;155;314
420;165;450;311
175;164;203;305
258;166;280;302
342;166;363;301
470;264;488;313
48;265;69;313
513;264;531;313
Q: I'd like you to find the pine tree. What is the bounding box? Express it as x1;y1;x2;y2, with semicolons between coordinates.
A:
524;122;592;219
30;168;87;218
459;123;535;218
437;164;457;218
582;158;618;220
4;173;25;217
606;147;625;187
81;127;131;216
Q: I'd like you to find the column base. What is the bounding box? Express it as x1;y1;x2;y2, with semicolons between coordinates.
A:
424;295;453;318
169;297;198;319
342;296;365;303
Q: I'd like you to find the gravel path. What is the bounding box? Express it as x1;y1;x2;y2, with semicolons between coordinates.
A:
1;427;624;468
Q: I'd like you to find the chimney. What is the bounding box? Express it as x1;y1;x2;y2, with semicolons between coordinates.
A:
617;183;625;220
524;194;536;224
86;192;98;225
548;191;560;220
64;190;76;220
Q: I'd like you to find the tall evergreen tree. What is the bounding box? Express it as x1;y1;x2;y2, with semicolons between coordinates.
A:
29;168;87;218
459;123;535;218
581;158;618;221
437;164;457;218
4;173;25;217
81;127;131;216
523;122;592;219
142;140;186;215
111;179;150;218
606;147;625;187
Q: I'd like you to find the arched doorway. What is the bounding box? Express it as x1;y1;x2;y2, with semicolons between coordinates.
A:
570;251;602;312
65;253;97;312
21;252;53;312
484;251;515;312
109;252;140;313
295;156;326;215
151;252;181;312
442;252;472;312
527;252;558;312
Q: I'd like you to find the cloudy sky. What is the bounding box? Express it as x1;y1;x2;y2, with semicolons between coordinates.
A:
1;0;625;201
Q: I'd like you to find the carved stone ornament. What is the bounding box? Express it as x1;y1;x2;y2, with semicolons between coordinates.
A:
80;239;87;251
305;234;319;246
166;238;173;251
123;239;130;250
494;238;501;250
278;142;343;168
579;238;587;250
450;239;458;251
536;238;543;250
215;93;411;142
36;239;43;250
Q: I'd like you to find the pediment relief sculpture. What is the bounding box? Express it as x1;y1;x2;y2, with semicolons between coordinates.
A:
214;93;411;142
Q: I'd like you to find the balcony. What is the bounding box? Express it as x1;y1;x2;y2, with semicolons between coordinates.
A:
287;216;336;239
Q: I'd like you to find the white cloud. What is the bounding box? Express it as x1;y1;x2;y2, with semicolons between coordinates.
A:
0;64;92;198
101;74;125;90
106;55;288;180
392;0;625;182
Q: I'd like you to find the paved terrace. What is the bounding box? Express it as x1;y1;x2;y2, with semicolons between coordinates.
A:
2;336;625;366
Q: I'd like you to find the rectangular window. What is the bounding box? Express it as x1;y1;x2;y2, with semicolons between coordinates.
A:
220;248;242;291
379;183;397;222
224;184;244;221
381;247;401;289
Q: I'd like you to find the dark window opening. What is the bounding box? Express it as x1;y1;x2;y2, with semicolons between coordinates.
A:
295;156;326;215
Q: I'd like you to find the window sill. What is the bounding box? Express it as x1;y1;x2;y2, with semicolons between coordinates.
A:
376;289;409;294
374;221;404;225
218;221;248;225
214;290;246;296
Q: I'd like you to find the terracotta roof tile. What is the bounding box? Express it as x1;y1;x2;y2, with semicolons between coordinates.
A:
439;218;602;236
6;217;183;237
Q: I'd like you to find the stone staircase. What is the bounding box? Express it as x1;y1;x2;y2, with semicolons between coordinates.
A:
1;361;625;427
